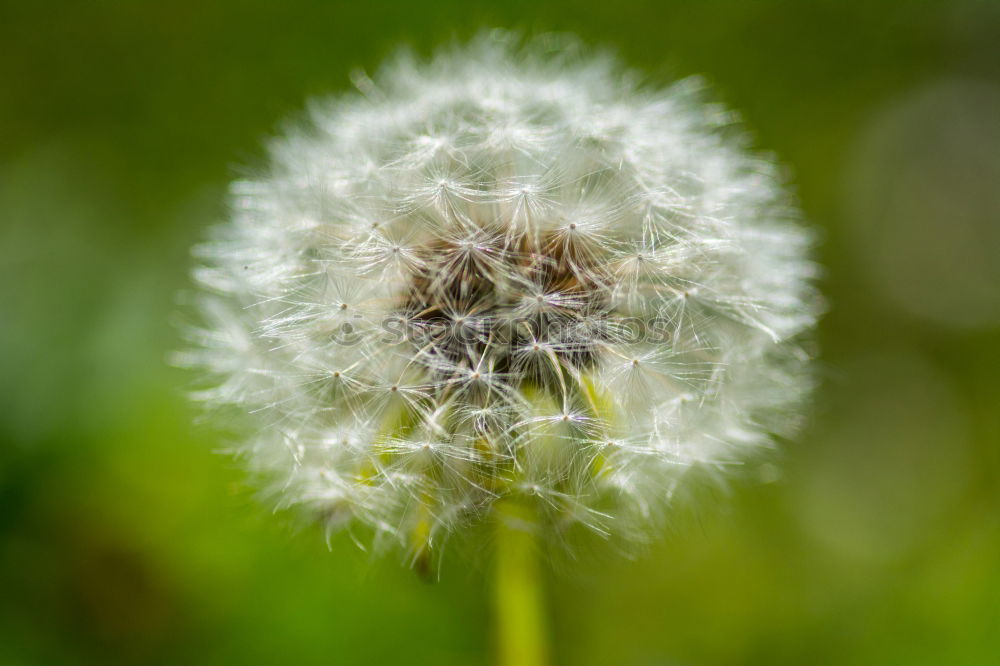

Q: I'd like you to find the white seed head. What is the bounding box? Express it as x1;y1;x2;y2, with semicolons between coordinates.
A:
181;33;819;559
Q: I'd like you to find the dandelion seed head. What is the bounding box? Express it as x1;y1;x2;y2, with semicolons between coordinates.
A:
182;32;820;558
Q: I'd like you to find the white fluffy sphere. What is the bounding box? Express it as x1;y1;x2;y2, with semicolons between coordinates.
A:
183;33;819;560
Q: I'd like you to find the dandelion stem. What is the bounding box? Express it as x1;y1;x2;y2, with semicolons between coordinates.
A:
493;500;549;666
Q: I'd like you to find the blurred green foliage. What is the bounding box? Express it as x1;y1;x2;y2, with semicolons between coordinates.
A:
2;1;998;664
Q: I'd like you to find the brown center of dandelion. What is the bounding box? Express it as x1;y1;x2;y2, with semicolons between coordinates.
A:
400;229;614;386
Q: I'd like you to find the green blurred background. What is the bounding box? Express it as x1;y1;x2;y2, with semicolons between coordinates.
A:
2;1;999;664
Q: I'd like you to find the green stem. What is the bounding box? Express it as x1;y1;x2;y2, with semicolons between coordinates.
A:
493;500;550;666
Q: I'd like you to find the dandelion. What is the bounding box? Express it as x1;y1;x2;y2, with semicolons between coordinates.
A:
180;31;818;665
